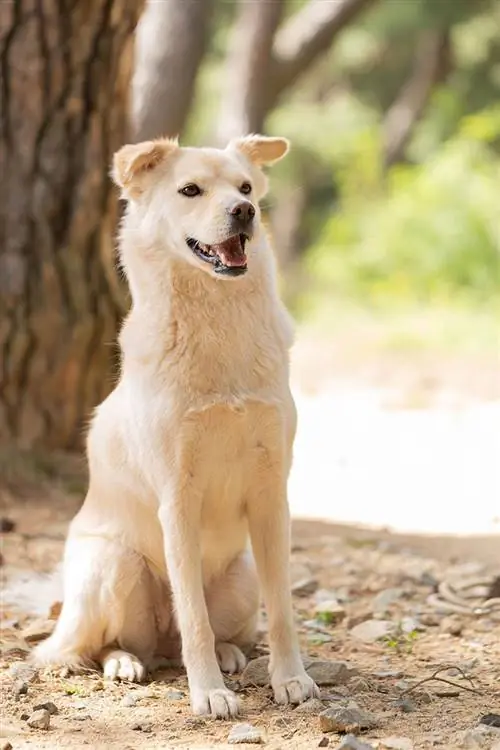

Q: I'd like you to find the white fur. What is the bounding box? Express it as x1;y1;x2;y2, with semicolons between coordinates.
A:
32;136;319;718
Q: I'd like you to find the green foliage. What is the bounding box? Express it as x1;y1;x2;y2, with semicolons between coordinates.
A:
304;107;500;308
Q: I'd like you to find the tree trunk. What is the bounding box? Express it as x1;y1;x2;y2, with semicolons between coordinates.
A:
133;0;214;141
216;0;377;142
0;0;143;450
216;0;285;145
383;30;451;168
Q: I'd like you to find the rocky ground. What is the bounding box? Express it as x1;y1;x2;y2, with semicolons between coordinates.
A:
1;477;499;750
1;331;499;749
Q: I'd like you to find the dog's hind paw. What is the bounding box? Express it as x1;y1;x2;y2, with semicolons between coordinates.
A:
102;650;146;682
215;642;247;674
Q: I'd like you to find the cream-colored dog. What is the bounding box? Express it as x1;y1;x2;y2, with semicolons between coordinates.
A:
32;135;319;718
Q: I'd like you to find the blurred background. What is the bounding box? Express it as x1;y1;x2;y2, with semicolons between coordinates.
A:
0;0;499;537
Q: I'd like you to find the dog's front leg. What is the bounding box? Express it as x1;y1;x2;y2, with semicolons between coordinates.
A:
158;492;239;718
248;471;319;706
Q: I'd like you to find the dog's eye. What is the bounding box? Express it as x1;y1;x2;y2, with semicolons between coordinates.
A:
180;184;202;197
239;182;252;195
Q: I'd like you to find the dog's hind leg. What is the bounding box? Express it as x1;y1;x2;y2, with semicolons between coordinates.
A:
32;534;157;681
206;550;259;674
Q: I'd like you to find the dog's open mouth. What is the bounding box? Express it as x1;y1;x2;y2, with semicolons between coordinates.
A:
186;234;248;276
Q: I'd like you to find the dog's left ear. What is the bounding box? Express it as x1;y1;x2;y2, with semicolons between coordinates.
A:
112;138;179;197
228;135;290;167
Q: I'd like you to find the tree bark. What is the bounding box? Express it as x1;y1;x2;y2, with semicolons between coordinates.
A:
216;0;377;142
133;0;214;141
383;29;451;168
0;0;143;450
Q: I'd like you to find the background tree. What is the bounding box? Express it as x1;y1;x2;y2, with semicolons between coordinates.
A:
133;0;214;141
0;0;143;449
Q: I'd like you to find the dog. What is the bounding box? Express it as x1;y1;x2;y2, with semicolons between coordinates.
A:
32;134;319;718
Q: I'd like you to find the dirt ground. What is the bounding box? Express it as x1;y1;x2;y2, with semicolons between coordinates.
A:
1;334;499;749
1;468;499;750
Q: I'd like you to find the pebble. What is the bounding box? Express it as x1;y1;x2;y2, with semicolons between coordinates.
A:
165;688;185;700
292;577;319;596
307;660;358;686
21;619;55;644
336;734;374;748
440;616;463;636
13;679;28;697
33;701;58;715
2;644;30;659
400;617;421;634
121;693;139;707
480;715;500;728
240;656;355;688
293;698;325;714
377;738;414;750
72;714;92;721
460;725;500;748
131;722;153;733
319;702;378;733
315;600;346;624
92;680;104;691
228;723;264;744
373;670;403;679
392;698;416;713
350;620;396;643
0;742;13;750
318;738;329;748
308;633;334;644
10;664;38;683
372;588;403;614
27;708;50;729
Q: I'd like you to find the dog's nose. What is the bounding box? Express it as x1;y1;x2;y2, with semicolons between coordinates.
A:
229;201;255;226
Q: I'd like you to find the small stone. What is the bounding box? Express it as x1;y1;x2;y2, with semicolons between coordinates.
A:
374;671;403;679
392;698;416;713
319;702;378;733
165;688;185;700
350;620;396;643
294;698;325;714
3;644;30;660
134;721;152;732
400;617;420;634
337;735;374;749
372;589;403;614
228;723;264;744
292;577;319;596
1;742;13;750
480;715;500;728
92;680;104;691
420;613;440;627
308;661;357;686
27;708;50;729
318;738;329;748
434;689;460;698
21;619;55;644
33;701;58;715
308;633;334;644
121;693;139;707
315;600;346;624
377;738;414;750
13;679;28;697
9;663;38;683
20;712;30;720
440;616;463;636
72;714;91;721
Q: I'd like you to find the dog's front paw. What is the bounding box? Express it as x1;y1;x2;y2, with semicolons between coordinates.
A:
103;650;146;682
191;687;240;718
272;671;319;706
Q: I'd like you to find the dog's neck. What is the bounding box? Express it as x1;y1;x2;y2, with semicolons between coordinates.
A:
118;230;292;378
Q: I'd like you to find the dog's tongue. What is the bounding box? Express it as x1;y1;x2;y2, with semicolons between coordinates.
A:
212;235;247;267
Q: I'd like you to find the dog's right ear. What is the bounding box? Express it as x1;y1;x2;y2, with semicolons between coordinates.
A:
112;138;178;198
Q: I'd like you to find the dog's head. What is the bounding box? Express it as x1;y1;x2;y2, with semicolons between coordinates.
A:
112;135;289;279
